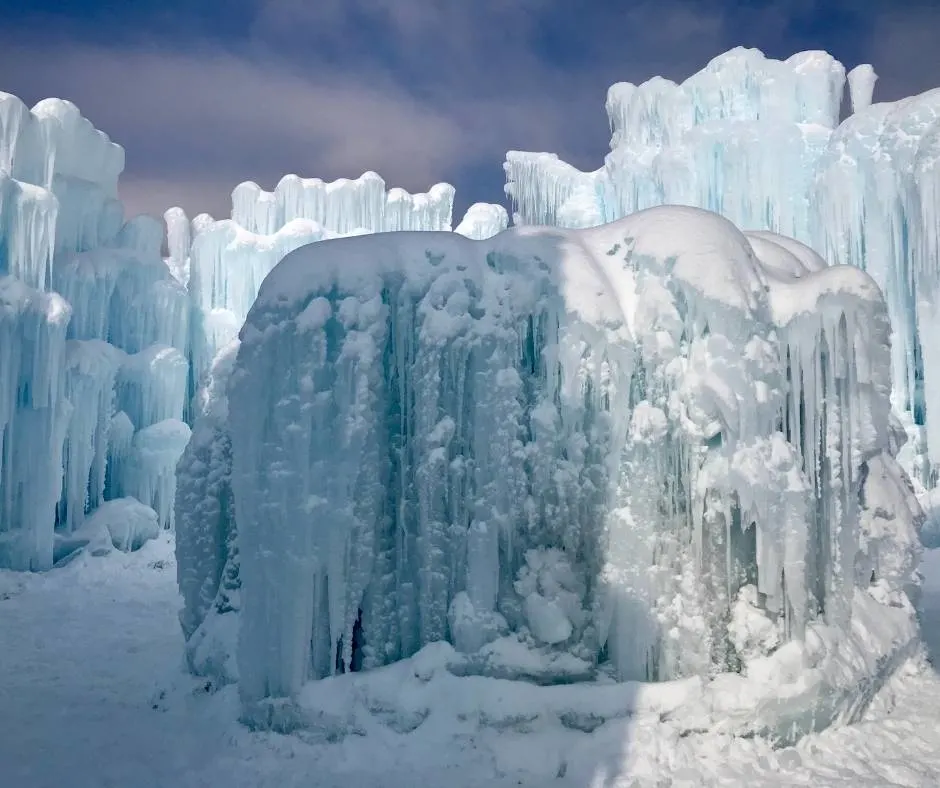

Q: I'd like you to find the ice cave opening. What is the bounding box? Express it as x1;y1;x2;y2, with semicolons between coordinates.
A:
0;45;936;742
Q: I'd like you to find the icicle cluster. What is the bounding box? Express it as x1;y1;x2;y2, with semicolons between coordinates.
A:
506;48;844;244
814;87;940;485
0;92;188;569
504;47;940;483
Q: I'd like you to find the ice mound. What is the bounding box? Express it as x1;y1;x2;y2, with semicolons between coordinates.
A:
174;205;919;729
53;497;161;565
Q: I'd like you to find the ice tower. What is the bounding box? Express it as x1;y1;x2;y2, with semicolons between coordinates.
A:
0;92;189;569
504;48;940;482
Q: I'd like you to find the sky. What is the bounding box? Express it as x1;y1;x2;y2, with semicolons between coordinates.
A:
1;0;939;225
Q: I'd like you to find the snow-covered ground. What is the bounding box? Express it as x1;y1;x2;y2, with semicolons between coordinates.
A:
1;536;940;788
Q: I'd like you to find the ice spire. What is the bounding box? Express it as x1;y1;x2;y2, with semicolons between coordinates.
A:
847;64;877;114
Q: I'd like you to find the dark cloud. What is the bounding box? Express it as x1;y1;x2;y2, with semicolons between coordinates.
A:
0;0;938;223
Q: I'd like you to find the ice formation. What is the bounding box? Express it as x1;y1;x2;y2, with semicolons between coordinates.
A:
503;48;940;481
0;93;189;569
1;44;933;747
1;86;505;571
182;175;507;390
169;205;918;723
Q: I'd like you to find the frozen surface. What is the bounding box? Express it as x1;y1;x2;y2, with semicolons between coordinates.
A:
1;534;940;787
177;204;920;726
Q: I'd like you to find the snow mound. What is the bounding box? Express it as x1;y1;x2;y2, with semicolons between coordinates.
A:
53;497;160;564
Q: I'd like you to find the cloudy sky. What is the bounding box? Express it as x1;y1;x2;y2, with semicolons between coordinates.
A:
2;0;939;223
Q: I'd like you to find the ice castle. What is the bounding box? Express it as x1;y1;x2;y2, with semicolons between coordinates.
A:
0;46;936;738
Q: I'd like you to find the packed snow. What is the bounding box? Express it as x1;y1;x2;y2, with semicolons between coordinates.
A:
1;535;939;787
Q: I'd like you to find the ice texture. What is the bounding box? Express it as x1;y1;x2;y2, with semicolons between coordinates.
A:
183;174;503;388
122;419;191;531
503;47;940;482
175;341;240;684
184;205;916;721
847;64;877;115
0;92;189;569
0;277;71;569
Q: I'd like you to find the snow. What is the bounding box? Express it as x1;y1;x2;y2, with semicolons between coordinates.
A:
1;534;940;787
53;497;161;563
454;201;509;240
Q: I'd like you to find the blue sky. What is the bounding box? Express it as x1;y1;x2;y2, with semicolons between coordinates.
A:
2;0;939;223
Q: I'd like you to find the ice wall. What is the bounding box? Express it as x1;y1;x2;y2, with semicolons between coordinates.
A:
175;340;240;683
505;48;845;241
0;92;186;569
173;205;914;719
180;175;506;390
504;47;940;484
815;86;940;485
